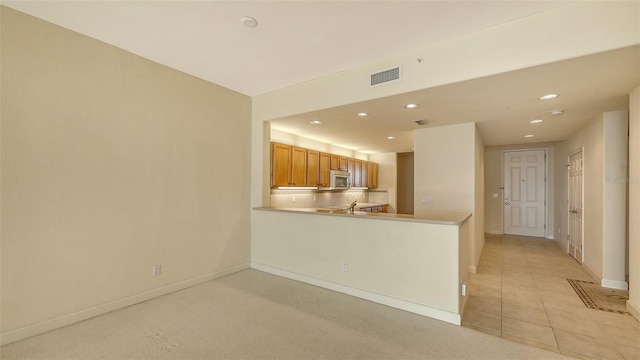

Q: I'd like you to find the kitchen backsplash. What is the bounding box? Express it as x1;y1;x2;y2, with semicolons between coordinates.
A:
270;189;388;209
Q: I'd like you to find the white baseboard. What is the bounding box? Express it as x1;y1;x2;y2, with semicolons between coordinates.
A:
601;279;629;290
486;231;502;235
0;263;250;346
627;299;640;321
251;262;461;326
468;265;477;274
545;234;554;240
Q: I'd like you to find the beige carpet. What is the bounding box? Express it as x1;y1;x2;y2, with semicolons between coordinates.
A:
567;278;631;315
1;270;571;359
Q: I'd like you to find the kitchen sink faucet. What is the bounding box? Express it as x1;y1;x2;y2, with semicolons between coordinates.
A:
349;200;357;213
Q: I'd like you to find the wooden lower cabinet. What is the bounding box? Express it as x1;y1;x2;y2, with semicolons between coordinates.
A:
359;205;387;213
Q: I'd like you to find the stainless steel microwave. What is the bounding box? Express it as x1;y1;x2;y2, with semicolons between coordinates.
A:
329;170;351;190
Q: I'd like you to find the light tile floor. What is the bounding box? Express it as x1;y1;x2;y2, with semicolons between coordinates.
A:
462;234;640;360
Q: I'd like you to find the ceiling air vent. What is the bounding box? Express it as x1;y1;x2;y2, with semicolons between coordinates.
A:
414;119;430;126
370;66;401;86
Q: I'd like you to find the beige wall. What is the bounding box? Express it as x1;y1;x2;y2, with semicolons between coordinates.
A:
369;152;397;212
602;111;629;289
628;86;640;319
473;130;485;269
414;123;483;271
251;2;640;210
484;142;556;237
396;152;414;215
556;115;604;279
555;111;630;288
251;209;468;324
1;7;252;341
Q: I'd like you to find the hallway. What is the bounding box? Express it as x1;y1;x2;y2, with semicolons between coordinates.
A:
462;234;639;359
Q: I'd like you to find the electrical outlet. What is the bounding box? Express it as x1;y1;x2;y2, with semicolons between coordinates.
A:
422;196;432;204
342;261;348;272
152;265;161;277
291;195;296;203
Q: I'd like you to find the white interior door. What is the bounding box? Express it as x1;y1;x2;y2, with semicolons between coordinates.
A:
503;150;546;237
568;150;583;263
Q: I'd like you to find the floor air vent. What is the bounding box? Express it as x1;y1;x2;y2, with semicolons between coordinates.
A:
414;119;430;126
370;66;400;86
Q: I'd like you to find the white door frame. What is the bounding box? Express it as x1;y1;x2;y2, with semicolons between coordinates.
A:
502;148;549;237
567;147;585;263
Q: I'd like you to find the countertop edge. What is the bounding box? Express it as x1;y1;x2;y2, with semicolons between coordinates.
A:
253;207;471;226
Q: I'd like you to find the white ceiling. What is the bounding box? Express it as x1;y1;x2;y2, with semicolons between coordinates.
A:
4;1;639;152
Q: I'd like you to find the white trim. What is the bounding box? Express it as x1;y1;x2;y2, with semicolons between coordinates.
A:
0;263;250;346
468;265;477;274
601;279;629;290
251;263;461;325
545;235;555;240
486;230;503;235
627;299;640;322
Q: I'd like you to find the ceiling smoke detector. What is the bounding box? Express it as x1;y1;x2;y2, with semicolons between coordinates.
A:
241;16;258;28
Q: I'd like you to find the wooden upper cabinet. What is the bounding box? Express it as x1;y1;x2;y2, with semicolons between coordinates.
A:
347;158;355;185
271;142;380;189
330;154;339;170
353;159;362;186
307;150;320;186
271;143;291;187
361;161;368;188
319;152;331;186
371;162;379;189
366;162;379;188
291;146;308;186
339;156;348;171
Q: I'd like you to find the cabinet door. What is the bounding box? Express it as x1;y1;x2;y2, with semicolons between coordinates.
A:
347;158;355;185
319;152;331;186
330;154;339;170
339;156;348;171
307;150;320;186
271;143;291;187
371;162;379;189
367;162;374;188
354;159;362;187
291;146;308;186
361;161;368;188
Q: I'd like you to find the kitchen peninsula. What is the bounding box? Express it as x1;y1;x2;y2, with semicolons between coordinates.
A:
251;207;472;325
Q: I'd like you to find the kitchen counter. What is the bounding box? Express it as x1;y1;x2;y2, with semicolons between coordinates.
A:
253;206;471;226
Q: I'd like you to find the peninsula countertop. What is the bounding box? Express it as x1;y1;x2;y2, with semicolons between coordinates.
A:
253;207;472;226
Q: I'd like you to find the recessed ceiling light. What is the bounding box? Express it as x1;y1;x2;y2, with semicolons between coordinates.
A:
539;94;558;100
356;112;368;117
387;136;395;140
530;119;543;124
241;16;258;28
524;134;535;138
550;110;564;116
309;120;322;125
405;103;419;109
